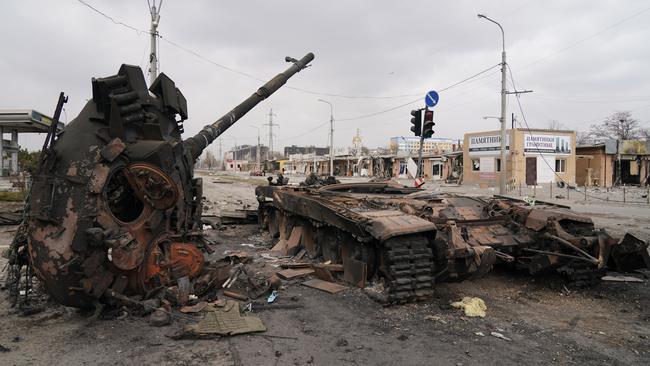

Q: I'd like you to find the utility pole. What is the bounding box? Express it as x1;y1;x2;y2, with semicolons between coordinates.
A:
148;1;162;85
318;99;334;176
478;14;507;195
329;109;334;176
263;108;278;161
500;40;507;194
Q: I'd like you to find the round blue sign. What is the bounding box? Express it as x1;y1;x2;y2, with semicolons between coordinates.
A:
425;90;439;108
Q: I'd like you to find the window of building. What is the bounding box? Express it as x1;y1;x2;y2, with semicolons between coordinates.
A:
472;159;480;171
555;159;566;173
496;158;501;172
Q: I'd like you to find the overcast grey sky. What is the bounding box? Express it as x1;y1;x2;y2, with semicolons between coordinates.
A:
1;0;649;155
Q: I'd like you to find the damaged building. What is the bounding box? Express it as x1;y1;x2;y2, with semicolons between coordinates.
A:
576;139;650;187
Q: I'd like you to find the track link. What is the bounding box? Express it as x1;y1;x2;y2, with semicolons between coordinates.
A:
383;235;435;304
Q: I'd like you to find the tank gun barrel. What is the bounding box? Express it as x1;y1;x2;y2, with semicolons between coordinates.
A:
185;52;314;159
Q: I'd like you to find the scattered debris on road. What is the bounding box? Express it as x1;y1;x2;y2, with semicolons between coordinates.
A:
490;331;512;341
451;297;487;317
177;300;266;338
302;279;348;294
601;275;645;283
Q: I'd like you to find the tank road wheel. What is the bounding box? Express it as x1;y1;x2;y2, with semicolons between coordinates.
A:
382;235;435;304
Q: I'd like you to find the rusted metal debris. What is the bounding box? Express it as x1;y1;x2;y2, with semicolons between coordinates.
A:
8;53;314;309
256;181;650;304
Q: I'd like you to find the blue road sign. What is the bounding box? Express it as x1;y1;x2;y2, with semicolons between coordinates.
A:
425;90;439;108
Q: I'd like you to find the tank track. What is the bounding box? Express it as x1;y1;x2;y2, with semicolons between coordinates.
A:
382;235;435;304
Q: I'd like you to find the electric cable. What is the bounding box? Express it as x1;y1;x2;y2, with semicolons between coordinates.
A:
507;65;645;204
337;63;501;121
76;0;148;35
76;0;500;101
518;6;650;72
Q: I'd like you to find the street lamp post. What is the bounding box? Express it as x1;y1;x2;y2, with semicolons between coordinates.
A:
478;13;507;195
318;99;334;176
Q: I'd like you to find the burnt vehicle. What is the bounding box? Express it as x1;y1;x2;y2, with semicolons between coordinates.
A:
256;181;650;303
8;53;314;308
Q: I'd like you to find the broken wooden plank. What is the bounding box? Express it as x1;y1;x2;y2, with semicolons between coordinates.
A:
219;210;258;224
276;268;315;280
271;226;303;256
311;264;335;282
294;248;307;260
271;239;288;254
343;257;367;288
284;226;303;256
302;279;347;294
324;264;344;272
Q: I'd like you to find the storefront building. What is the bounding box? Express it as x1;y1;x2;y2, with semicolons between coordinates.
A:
463;128;576;187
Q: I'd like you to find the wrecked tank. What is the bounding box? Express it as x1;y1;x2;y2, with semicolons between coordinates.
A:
256;181;650;303
14;53;314;308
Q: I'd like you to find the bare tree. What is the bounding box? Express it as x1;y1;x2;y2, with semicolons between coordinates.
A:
588;111;641;142
547;119;564;130
576;131;591;145
639;127;650;141
204;150;217;171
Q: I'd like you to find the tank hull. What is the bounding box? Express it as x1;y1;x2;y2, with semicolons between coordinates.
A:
257;182;650;303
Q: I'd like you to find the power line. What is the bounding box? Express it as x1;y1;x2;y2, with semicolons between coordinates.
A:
531;96;650;104
414;7;650;114
277;121;329;142
74;1;506;102
519;6;650;72
157;35;266;82
337;63;501;121
507;64;631;203
77;1;431;100
159;34;442;100
76;0;148;35
282;86;421;99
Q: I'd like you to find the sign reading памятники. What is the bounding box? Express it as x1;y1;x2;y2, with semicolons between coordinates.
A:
468;135;510;156
524;134;571;155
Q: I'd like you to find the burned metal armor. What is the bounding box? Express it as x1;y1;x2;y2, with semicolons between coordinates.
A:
27;53;314;308
28;65;203;307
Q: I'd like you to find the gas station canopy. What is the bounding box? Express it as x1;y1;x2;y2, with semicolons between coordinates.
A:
0;109;65;133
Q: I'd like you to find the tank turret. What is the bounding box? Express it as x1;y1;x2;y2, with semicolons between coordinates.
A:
26;53;314;308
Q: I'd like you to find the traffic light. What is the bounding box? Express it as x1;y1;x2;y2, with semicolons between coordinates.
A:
423;110;435;138
410;109;422;136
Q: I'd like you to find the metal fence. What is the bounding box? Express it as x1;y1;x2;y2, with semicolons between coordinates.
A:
508;182;650;205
